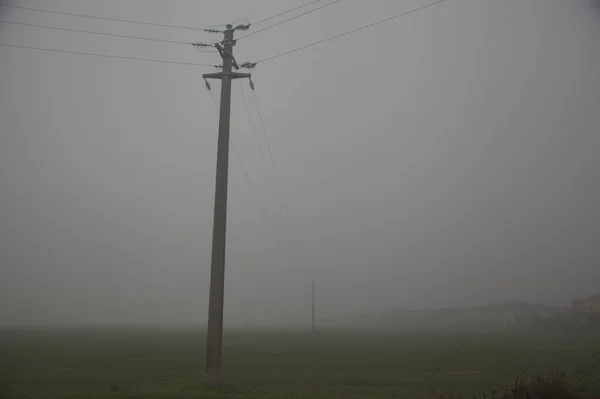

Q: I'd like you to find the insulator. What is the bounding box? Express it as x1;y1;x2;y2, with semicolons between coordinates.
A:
240;62;256;70
235;24;251;31
204;80;211;91
249;79;255;91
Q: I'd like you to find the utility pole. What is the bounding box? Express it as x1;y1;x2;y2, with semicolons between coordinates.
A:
201;24;251;387
312;280;316;334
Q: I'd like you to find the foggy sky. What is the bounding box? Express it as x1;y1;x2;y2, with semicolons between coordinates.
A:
1;0;599;327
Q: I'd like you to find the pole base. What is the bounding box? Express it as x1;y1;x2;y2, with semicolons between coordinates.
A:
204;372;220;387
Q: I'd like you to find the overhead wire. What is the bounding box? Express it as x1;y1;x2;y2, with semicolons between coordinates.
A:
252;0;326;25
231;17;251;27
238;0;340;41
249;87;289;216
208;90;256;196
194;46;218;54
227;0;328;37
238;83;267;166
208;84;281;253
256;0;449;64
1;20;200;46
3;0;451;219
0;43;215;66
0;3;220;32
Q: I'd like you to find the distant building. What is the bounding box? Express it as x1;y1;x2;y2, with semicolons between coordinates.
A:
571;294;600;314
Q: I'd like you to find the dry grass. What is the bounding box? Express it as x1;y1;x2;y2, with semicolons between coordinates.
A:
429;371;593;399
508;371;584;399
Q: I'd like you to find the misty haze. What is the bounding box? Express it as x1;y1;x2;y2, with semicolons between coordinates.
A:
1;0;599;398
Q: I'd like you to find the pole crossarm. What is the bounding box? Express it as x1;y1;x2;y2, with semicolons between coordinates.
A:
203;72;252;80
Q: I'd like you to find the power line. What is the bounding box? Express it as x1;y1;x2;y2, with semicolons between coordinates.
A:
194;46;218;54
256;0;449;64
0;3;217;32
223;0;327;35
252;0;327;25
231;18;251;27
209;82;275;231
238;82;267;165
250;88;289;215
2;20;198;46
239;82;288;220
0;43;215;66
209;90;256;195
238;0;340;41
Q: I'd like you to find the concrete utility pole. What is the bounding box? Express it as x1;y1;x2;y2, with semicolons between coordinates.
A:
312;280;316;334
202;25;251;387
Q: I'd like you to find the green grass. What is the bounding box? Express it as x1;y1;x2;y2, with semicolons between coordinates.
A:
0;328;598;398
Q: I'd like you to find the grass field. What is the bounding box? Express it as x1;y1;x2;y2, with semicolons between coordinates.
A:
1;329;598;398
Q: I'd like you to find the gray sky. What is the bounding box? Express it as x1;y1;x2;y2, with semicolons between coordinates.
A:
1;0;599;327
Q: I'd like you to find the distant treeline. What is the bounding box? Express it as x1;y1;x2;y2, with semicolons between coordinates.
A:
327;302;600;333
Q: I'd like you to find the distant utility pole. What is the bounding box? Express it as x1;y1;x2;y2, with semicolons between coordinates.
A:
312;279;316;334
200;24;252;387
